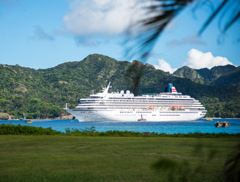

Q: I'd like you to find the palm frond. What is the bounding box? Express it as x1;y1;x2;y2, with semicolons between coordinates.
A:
124;0;240;94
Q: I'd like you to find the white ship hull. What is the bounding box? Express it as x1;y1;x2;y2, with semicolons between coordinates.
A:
65;109;205;122
64;82;207;122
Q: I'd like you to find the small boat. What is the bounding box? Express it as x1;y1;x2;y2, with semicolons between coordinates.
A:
215;121;230;127
25;120;33;123
206;118;213;121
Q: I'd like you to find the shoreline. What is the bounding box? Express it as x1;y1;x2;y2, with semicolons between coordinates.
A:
1;118;240;122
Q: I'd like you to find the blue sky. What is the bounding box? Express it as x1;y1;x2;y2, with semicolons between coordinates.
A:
0;0;239;72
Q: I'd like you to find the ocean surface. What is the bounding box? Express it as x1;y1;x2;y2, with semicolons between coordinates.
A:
1;119;240;134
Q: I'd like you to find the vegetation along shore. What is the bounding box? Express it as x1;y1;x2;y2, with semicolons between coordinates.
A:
0;124;239;182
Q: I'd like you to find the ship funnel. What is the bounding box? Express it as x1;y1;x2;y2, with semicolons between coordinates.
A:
167;83;173;92
167;83;177;93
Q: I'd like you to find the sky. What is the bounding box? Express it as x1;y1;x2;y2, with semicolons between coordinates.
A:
0;0;239;73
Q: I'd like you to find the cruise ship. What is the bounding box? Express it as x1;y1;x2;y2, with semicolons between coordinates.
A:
64;82;207;122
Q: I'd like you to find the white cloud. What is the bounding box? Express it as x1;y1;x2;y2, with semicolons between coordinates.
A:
154;59;177;74
154;48;235;74
183;48;234;69
63;0;146;36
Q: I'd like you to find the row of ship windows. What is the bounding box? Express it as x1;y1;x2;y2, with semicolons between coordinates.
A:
76;111;199;114
78;111;97;113
115;114;136;116
160;112;198;113
120;111;199;114
115;114;181;116
86;98;190;101
79;105;204;110
136;111;152;113
77;106;204;110
82;100;193;103
120;111;152;113
141;114;181;116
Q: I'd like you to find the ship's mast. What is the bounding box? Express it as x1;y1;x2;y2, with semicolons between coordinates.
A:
103;82;112;94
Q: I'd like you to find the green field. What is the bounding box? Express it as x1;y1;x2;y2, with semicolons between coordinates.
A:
0;135;239;182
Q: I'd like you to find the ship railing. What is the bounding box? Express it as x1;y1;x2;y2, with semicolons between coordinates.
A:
76;105;173;110
77;105;150;109
74;106;200;112
77;104;201;109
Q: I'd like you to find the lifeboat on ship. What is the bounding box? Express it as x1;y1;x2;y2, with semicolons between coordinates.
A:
171;106;178;110
178;106;185;109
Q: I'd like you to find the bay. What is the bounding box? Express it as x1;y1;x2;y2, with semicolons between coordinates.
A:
1;118;240;134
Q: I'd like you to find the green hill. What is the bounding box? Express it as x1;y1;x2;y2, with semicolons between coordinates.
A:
172;66;204;84
173;64;239;86
214;66;240;86
0;54;240;119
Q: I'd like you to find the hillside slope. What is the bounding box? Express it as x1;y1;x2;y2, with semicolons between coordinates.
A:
173;65;239;86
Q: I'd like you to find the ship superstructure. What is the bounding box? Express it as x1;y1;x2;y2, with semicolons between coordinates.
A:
64;82;207;122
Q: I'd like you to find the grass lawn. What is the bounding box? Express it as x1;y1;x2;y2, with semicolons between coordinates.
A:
0;135;239;182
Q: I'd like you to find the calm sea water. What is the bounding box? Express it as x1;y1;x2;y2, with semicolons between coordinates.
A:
1;119;240;134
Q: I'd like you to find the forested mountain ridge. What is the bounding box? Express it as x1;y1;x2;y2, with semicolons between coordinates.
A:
214;66;240;86
0;54;240;119
172;66;204;84
173;65;240;86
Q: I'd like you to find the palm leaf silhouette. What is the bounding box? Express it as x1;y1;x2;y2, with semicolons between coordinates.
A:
125;0;240;95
